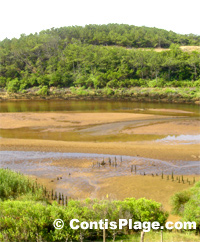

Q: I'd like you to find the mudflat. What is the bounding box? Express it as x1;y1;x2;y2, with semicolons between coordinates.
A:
1;138;200;161
0;107;199;222
0;112;199;161
0;112;163;129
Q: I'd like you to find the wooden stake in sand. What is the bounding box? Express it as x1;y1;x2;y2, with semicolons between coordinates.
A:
103;224;106;242
140;231;145;242
161;230;163;242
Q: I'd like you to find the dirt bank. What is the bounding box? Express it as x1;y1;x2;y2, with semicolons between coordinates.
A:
0;87;199;104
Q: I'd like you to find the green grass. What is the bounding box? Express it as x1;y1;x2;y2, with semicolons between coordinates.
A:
113;231;200;242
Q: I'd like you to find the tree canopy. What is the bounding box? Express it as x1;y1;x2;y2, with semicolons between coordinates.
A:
0;24;200;92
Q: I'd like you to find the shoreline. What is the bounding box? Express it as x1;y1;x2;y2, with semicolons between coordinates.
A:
0;87;199;104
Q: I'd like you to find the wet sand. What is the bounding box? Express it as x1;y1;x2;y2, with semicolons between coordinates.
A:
1;138;199;161
122;120;200;135
97;175;200;223
1;148;199;223
97;175;200;209
1;111;199;161
0;112;160;129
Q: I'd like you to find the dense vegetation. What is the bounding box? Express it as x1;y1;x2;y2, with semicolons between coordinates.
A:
0;168;44;201
0;168;169;241
0;199;168;241
171;180;200;233
1;169;200;241
0;24;200;94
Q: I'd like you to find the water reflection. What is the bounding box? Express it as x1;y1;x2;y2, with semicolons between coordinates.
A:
157;134;200;144
0;100;199;116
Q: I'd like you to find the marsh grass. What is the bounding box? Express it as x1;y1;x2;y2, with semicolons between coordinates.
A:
0;168;44;201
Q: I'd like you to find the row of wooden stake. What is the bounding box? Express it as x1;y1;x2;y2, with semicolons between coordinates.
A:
34;181;68;206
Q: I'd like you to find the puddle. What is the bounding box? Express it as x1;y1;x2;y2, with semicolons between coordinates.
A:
157;134;200;144
0;127;165;142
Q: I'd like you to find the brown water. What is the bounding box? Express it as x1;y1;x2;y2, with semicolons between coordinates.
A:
0;100;199;116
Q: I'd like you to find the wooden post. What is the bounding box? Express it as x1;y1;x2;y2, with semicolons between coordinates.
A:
32;184;35;193
44;187;47;196
140;231;145;242
80;232;83;242
108;158;111;166
131;165;133;173
103;224;106;242
62;194;64;206
58;193;61;204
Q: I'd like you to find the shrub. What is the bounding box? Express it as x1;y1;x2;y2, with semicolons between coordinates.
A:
104;87;114;96
0;77;7;88
171;190;191;216
0;168;43;201
6;78;21;93
147;78;165;88
171;181;200;232
0;198;168;241
37;86;49;96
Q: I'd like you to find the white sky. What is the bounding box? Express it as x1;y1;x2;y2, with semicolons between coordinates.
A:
1;0;200;41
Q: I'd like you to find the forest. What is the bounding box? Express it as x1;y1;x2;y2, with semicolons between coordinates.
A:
0;24;200;94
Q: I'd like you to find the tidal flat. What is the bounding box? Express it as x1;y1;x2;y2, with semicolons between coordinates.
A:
0;100;199;221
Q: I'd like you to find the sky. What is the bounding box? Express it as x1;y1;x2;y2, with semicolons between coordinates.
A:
1;0;200;41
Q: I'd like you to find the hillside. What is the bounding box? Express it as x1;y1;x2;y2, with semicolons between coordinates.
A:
0;24;200;95
2;24;199;48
